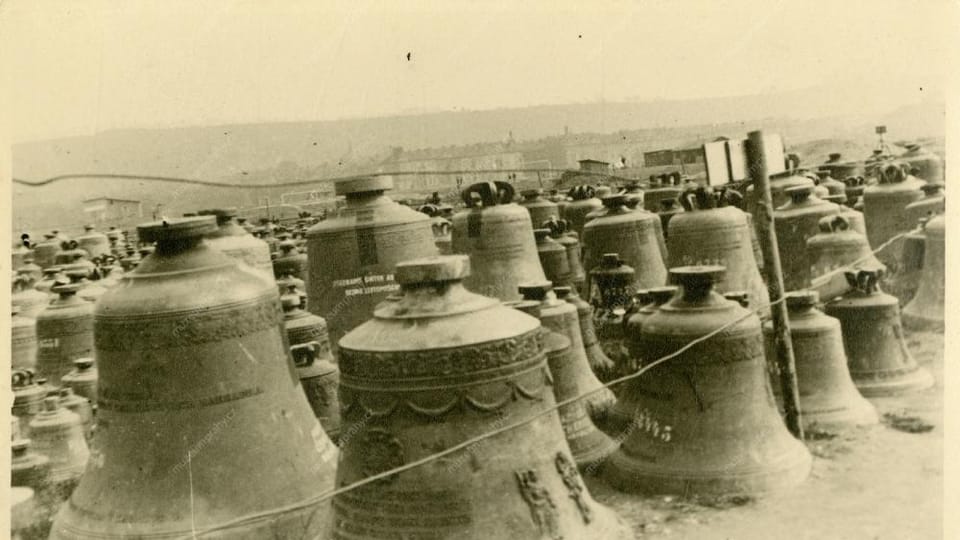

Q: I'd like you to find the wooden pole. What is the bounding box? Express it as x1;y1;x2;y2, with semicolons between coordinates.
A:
746;130;804;440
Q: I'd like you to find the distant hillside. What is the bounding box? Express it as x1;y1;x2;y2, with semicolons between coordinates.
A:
11;93;944;234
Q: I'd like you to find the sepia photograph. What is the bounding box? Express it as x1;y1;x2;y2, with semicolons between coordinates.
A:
1;1;955;538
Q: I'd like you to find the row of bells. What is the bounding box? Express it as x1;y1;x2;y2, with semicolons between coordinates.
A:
7;169;932;536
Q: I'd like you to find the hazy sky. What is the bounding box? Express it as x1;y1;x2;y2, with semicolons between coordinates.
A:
1;0;954;143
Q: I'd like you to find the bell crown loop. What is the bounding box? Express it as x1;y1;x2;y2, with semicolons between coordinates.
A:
600;193;629;209
41;396;60;413
722;291;750;308
568;184;596;201
785;184;815;202
648;285;679;305
137;216;217;244
462;180;515;207
669;265;726;302
517;281;554;301
73;358;94;370
334;175;393;196
844;268;883;293
51;281;81;297
395;255;471;286
786;290;820;310
533;228;552;242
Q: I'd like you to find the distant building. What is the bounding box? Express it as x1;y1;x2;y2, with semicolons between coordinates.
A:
82;197;143;225
577;159;610;173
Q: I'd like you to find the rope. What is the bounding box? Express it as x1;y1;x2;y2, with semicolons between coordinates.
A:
174;220;918;538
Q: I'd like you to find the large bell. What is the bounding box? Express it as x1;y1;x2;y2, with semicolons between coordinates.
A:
273;238;308;283
863;161;925;271
307;176;438;353
608;286;678;435
62;358;98;404
554;285;616;384
12;369;48;437
642;176;682;213
35;280;94;386
12;304;37;370
581;194;667;300
668;186;770;314
542;217;587;296
76;225;110;259
564;185;603;238
451;181;547;301
50;216;337;539
815;169;847;196
774;185;841;292
903;214;944;330
589;254;635;383
903;182;945;227
604;266;811;496
806;214;886;302
12;431;53;491
58;387;95;440
509;297;618;473
824;269;934;396
534;228;572;288
29;396;90;486
520;188;561;227
34;233;62;269
335;256;631;539
198;207;275;279
899;142;944;183
746;169;815;218
763;291;878;432
281;285;341;442
519;283;617;421
12;271;51;318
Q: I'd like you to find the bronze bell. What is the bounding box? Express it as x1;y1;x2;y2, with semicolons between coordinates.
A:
642;178;682;214
815;169;847;196
335;256;631;539
12;432;53;491
29;396;90;486
589;254;635;384
198;207;275;279
519;283;617;423
13;369;48;438
821;193;867;235
774;185;842;292
534;228;572;288
806;214;886;303
515;283;619;471
668;186;770;315
657;197;684;239
564;185;603;239
34;233;62;269
58;387;94;440
281;285;341;442
824;268;934;396
554;286;616;387
609;286;679;435
272;238;308;282
13;271;51;318
12;304;37;370
862;161;925;271
62;357;98;405
903;214;944;330
604;266;811;496
35;280;94;386
36;266;63;294
542;217;587;296
306;176;438;355
520;188;561;227
451;181;547;301
581;194;668;301
50;216;337;539
76;224;110;259
763;291;878;432
904;182;945;227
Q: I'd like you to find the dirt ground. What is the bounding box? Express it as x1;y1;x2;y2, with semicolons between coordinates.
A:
588;330;944;540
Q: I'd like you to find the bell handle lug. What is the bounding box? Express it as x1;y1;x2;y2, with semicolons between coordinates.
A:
290;341;321;368
680;188;697;212
493;181;515;204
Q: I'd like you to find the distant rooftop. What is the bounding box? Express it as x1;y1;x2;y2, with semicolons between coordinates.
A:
82;197;142;204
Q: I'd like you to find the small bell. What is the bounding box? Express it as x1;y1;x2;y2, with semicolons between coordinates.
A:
28;396;89;485
825;268;934;396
